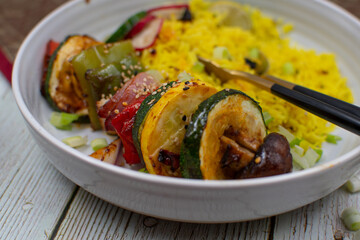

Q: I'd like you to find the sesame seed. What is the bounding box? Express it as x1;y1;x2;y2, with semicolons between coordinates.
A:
152;91;157;95
121;65;126;70
183;86;190;91
143;78;147;82
161;92;165;96
255;157;261;164
148;99;155;105
122;102;128;106
113;86;118;91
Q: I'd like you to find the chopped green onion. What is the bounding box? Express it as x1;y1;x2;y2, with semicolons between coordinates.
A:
191;61;205;72
290;138;302;148
146;69;164;82
139;168;149;173
277;125;295;143
314;148;323;159
62;136;87;148
346;175;360;193
341;207;360;231
304;147;320;167
262;111;273;126
177;71;193;82
283;62;295;75
326;134;342;144
249;48;260;59
91;138;108;151
213;46;232;60
293;144;305;156
50;112;80;130
290;148;309;169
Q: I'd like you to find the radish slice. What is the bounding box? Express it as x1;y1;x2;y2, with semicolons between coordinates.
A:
126;15;156;39
147;4;189;20
131;18;163;51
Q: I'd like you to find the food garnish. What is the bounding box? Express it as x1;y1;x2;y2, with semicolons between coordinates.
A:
90;138;108;151
341;207;360;231
50;112;80;130
62;136;88;148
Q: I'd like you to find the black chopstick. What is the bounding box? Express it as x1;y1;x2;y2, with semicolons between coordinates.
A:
270;84;360;135
265;75;360;119
197;56;360;135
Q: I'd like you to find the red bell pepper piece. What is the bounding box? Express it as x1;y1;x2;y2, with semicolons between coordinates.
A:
97;72;160;133
112;95;148;165
41;40;59;95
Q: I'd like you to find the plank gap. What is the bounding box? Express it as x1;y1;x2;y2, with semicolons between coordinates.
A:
173;222;182;240
268;216;276;240
119;211;134;239
49;185;79;240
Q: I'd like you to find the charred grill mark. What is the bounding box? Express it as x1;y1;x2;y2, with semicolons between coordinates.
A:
158;149;180;172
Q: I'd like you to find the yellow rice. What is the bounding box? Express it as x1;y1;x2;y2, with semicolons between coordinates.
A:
140;0;353;149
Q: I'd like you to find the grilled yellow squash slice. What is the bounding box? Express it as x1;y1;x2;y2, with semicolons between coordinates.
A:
140;81;217;177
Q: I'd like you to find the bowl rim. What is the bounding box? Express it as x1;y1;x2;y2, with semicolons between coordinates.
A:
12;0;360;189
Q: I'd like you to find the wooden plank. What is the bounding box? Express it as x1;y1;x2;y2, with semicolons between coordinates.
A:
53;187;272;239
0;79;76;240
273;188;359;240
0;74;10;98
0;0;64;61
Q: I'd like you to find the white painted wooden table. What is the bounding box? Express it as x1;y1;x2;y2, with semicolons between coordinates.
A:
1;73;359;240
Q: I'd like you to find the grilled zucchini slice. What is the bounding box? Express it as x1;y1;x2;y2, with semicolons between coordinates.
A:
180;89;266;180
140;81;217;177
44;35;99;114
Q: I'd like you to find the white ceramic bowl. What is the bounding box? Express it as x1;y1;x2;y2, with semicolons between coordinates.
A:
12;0;360;223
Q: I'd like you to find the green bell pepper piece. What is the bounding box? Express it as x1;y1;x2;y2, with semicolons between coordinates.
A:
85;56;144;98
71;40;137;130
